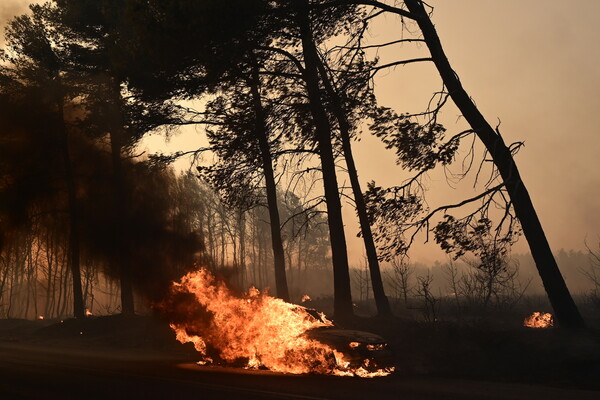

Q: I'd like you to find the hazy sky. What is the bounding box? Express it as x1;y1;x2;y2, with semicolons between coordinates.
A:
363;0;600;262
2;1;599;265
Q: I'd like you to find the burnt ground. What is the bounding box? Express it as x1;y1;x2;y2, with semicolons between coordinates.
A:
344;316;600;390
0;315;598;399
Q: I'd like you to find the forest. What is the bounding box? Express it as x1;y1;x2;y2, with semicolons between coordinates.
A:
0;1;599;396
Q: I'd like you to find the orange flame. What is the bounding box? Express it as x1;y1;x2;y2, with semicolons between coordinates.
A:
165;268;394;377
523;312;554;328
301;294;311;303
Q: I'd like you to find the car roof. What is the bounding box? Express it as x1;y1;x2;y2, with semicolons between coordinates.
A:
307;327;387;343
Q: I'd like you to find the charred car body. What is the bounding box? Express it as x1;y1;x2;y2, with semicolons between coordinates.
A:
301;307;394;371
306;326;394;371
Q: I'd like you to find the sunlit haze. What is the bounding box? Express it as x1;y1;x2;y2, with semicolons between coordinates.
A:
1;1;599;393
3;0;599;265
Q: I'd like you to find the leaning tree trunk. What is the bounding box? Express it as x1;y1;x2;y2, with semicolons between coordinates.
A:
314;54;392;317
249;61;290;301
404;0;584;328
298;4;354;319
57;94;85;320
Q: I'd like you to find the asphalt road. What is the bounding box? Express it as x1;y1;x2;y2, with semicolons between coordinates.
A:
0;342;597;400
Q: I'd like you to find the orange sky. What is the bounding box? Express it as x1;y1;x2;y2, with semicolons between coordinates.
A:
361;0;600;263
3;0;599;265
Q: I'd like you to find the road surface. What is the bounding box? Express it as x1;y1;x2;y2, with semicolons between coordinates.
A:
0;342;597;399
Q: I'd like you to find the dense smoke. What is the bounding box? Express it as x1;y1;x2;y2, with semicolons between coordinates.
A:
0;86;205;311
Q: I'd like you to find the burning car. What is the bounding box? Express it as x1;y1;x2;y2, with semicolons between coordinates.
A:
298;307;394;372
166;269;395;377
305;325;394;371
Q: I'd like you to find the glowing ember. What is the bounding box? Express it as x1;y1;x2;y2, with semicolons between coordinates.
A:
37;315;44;320
523;312;554;328
301;294;312;303
163;268;394;377
85;309;93;316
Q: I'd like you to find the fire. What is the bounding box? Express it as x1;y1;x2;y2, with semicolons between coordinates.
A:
163;268;394;377
301;294;311;303
85;309;93;316
37;315;44;320
523;312;554;328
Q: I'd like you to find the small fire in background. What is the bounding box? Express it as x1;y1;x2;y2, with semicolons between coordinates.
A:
85;309;93;317
37;315;44;320
523;312;554;328
301;294;311;303
162;268;394;377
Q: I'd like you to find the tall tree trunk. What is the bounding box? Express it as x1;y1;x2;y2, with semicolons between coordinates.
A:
220;216;225;269
238;210;247;289
7;248;14;318
314;52;392;317
0;252;9;317
251;213;258;285
109;129;135;316
248;61;290;301
108;80;135;315
44;230;53;317
297;4;354;319
230;223;238;278
207;210;216;269
59;248;71;317
57;95;85;320
404;0;584;328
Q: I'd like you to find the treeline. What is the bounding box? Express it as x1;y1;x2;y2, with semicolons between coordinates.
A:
0;166;333;319
0;1;585;327
351;250;600;323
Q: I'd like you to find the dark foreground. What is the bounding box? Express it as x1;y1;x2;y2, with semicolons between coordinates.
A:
1;342;599;400
0;316;598;400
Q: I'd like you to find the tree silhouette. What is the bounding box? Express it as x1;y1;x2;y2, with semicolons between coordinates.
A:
195;65;293;300
402;0;584;328
314;0;584;328
0;0;582;328
1;4;86;318
312;31;393;316
60;0;362;318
